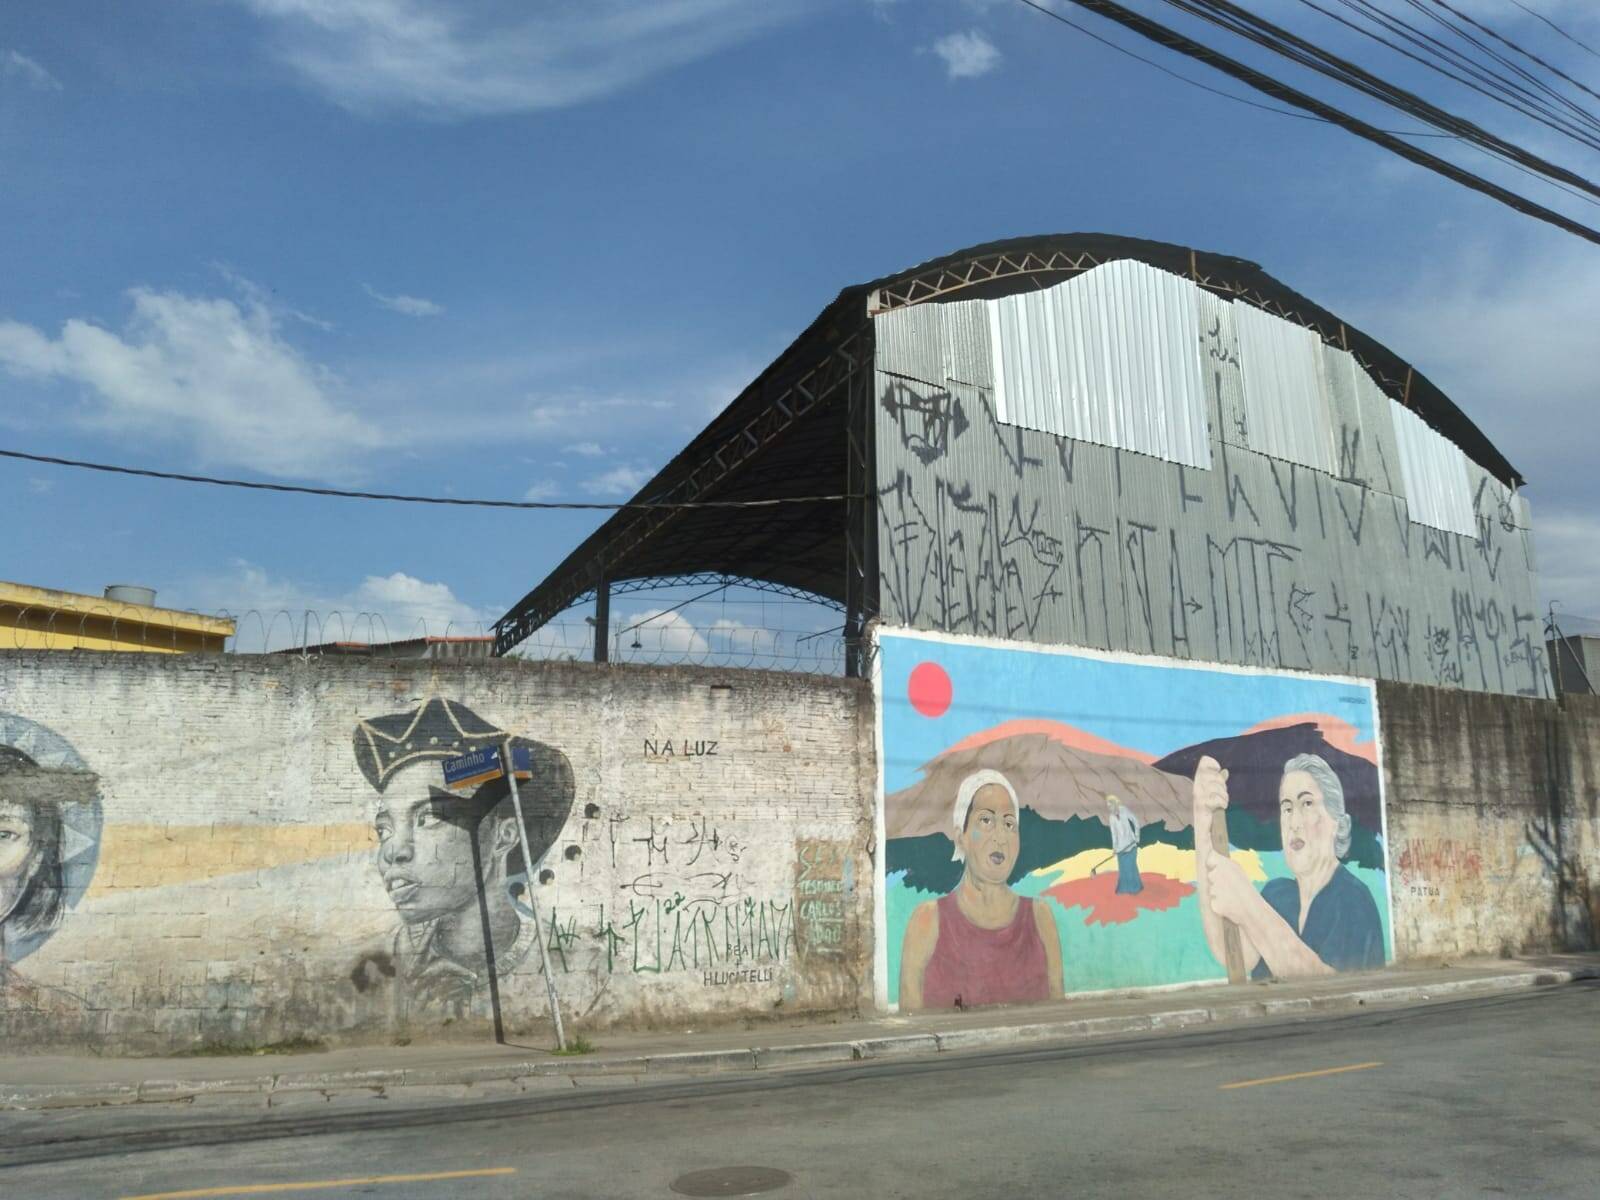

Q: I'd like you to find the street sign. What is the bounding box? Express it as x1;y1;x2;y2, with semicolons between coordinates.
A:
441;744;532;791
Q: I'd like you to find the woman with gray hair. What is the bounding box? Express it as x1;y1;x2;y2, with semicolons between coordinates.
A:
898;769;1063;1010
1192;752;1383;979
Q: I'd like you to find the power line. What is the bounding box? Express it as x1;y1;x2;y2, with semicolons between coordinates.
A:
1011;0;1455;134
0;448;855;510
1503;0;1600;62
1016;0;1600;243
1315;0;1600;148
1155;0;1600;199
1423;0;1600;113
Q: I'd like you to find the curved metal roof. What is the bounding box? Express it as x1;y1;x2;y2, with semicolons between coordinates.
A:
494;233;1521;654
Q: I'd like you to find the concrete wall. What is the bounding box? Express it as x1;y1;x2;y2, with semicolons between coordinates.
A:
1381;681;1598;959
872;286;1549;698
0;653;874;1054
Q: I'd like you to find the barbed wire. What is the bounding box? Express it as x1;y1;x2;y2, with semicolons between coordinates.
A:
0;604;849;676
1547;608;1600;640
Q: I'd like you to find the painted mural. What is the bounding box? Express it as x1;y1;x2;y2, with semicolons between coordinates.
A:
877;629;1393;1009
354;697;576;1018
0;712;101;1010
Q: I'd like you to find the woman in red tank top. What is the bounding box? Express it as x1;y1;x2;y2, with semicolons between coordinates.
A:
899;769;1063;1010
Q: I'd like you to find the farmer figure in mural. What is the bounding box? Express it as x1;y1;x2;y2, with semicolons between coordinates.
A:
898;769;1063;1011
1193;752;1383;979
1106;794;1143;895
354;698;575;1017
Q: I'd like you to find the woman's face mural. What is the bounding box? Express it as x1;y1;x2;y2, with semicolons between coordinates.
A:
1279;768;1339;878
958;783;1019;886
0;797;40;923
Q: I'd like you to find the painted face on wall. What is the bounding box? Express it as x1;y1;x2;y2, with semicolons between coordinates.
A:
0;799;38;924
1279;769;1338;878
960;784;1019;886
374;779;485;926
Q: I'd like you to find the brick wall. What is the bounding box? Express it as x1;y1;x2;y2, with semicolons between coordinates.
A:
0;653;874;1054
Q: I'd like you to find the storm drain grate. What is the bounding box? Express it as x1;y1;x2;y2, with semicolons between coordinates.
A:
669;1165;793;1196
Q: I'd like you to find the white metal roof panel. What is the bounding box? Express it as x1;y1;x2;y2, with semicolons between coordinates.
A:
986;260;1211;470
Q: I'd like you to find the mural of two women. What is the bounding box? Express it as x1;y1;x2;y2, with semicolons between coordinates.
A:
898;751;1385;1009
885;635;1392;1013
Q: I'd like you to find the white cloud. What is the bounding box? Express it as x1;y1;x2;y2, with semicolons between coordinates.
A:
2;50;61;92
0;288;385;480
236;0;814;117
931;29;1000;79
616;608;709;656
1339;242;1600;612
1534;510;1600;619
523;479;559;501
26;477;54;495
564;441;605;457
583;463;653;496
189;560;495;649
1342;244;1600;515
214;262;334;331
363;283;444;317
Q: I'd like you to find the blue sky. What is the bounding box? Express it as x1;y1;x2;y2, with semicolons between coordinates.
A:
2;1;1597;648
878;630;1375;792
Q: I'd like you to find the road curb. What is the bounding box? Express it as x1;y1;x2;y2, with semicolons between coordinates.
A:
2;966;1588;1112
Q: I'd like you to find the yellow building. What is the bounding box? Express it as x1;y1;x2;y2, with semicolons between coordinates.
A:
0;581;235;653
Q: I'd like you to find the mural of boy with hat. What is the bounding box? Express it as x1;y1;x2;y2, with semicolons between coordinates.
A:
353;697;575;1017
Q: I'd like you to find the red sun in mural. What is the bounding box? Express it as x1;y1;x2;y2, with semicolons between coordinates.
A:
908;661;953;718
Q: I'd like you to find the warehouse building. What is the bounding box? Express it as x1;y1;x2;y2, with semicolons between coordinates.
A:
496;233;1546;699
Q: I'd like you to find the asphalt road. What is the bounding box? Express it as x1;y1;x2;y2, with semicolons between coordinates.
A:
5;981;1597;1200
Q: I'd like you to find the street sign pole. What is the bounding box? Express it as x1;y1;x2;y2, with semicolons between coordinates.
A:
502;739;567;1051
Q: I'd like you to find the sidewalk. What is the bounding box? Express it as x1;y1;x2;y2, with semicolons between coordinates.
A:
3;954;1595;1113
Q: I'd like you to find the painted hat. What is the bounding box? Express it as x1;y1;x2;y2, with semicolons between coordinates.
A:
352;696;509;793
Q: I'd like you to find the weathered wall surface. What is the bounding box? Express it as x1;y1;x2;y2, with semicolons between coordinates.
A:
873;288;1549;698
0;653;873;1054
1380;681;1598;958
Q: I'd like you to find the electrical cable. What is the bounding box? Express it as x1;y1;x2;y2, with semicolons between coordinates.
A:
1503;0;1600;62
1014;0;1600;243
0;448;856;510
1320;0;1600;146
1005;0;1454;132
1345;0;1600;144
1422;0;1600;113
1153;0;1600;197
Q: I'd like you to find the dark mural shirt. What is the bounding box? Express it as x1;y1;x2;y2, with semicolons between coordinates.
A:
1251;864;1385;979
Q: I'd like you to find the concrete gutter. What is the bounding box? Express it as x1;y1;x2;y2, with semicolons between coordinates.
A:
3;965;1590;1113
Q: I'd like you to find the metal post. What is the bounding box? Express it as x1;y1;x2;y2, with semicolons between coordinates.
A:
502;739;567;1050
593;579;610;664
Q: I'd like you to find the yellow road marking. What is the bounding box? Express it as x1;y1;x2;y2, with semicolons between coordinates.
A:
1221;1061;1383;1090
120;1167;516;1199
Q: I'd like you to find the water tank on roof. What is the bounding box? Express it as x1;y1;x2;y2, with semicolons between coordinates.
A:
105;585;157;607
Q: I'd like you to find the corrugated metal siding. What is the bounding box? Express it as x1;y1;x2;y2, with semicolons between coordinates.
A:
874;304;944;386
986;260;1212;470
1232;302;1335;473
1350;358;1405;499
941;299;992;389
871;269;1546;697
1391;400;1476;537
1199;290;1247;449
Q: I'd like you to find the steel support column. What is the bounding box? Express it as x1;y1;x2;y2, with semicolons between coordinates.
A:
592;577;610;663
843;338;876;679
